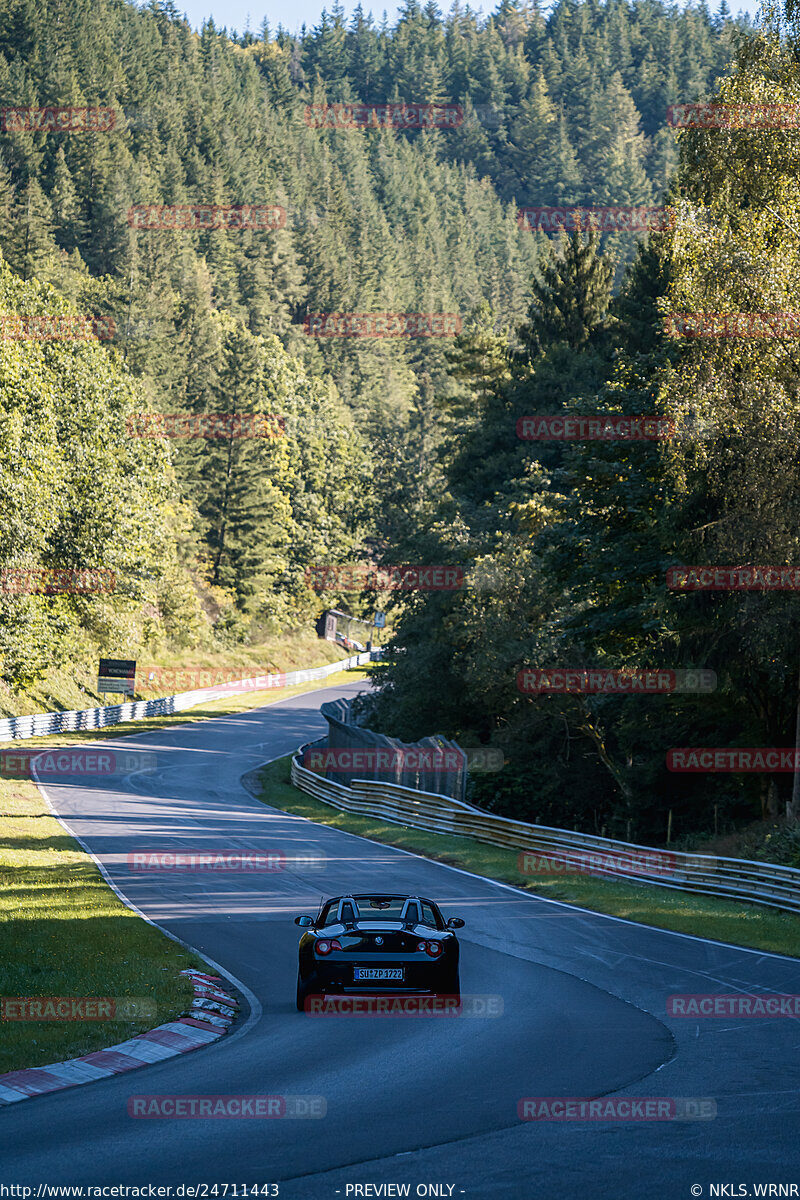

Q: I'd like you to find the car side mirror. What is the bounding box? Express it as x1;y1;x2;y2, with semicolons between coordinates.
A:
294;915;314;927
446;917;465;929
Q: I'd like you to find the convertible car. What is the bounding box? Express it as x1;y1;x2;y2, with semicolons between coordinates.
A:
294;893;464;1011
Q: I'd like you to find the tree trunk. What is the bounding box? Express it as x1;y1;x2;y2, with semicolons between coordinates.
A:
575;700;633;804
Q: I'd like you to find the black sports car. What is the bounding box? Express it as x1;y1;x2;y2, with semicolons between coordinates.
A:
294;893;464;1011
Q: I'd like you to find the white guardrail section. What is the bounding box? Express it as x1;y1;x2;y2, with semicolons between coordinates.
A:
291;738;800;916
0;653;372;742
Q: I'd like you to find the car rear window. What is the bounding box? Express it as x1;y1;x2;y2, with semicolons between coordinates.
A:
319;898;441;927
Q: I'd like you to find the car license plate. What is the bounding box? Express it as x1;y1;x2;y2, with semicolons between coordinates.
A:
354;968;404;981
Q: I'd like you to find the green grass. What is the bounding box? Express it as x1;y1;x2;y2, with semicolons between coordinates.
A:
0;767;205;1074
0;663;371;1076
256;756;800;960
0;630;361;719
0;665;372;754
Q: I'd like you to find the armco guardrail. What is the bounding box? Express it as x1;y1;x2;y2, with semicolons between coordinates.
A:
0;652;372;742
291;738;800;916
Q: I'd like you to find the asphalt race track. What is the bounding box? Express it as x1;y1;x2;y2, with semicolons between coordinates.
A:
1;680;799;1199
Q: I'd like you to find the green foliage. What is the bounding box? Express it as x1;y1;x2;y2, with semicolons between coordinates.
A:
0;0;776;849
516;225;615;358
362;1;800;841
0;254;193;684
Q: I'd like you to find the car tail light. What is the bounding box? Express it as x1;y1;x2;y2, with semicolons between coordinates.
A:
425;941;443;957
316;939;342;956
417;941;427;951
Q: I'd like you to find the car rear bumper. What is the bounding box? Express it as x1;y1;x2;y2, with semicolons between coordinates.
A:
307;961;456;993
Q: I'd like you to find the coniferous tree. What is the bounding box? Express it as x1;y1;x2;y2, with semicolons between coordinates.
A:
6;177;56;281
517;226;614;359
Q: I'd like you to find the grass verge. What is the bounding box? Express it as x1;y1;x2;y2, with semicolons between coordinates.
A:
0;631;361;718
0;666;371;754
256;755;800;960
0;767;204;1075
0;664;371;1076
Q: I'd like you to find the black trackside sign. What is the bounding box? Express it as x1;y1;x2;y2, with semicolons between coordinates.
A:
97;658;137;694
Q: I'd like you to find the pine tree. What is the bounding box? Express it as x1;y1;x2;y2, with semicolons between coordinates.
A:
0;154;15;237
348;5;384;96
590;72;651;207
6;177;57;281
500;65;558;200
549;110;582;205
306;6;349;87
49;147;84;251
495;0;536;50
517;226;614;359
253;40;298;109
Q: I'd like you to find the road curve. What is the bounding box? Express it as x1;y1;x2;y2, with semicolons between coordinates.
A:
1;680;798;1200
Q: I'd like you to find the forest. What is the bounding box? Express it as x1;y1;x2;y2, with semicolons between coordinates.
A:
4;0;800;851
